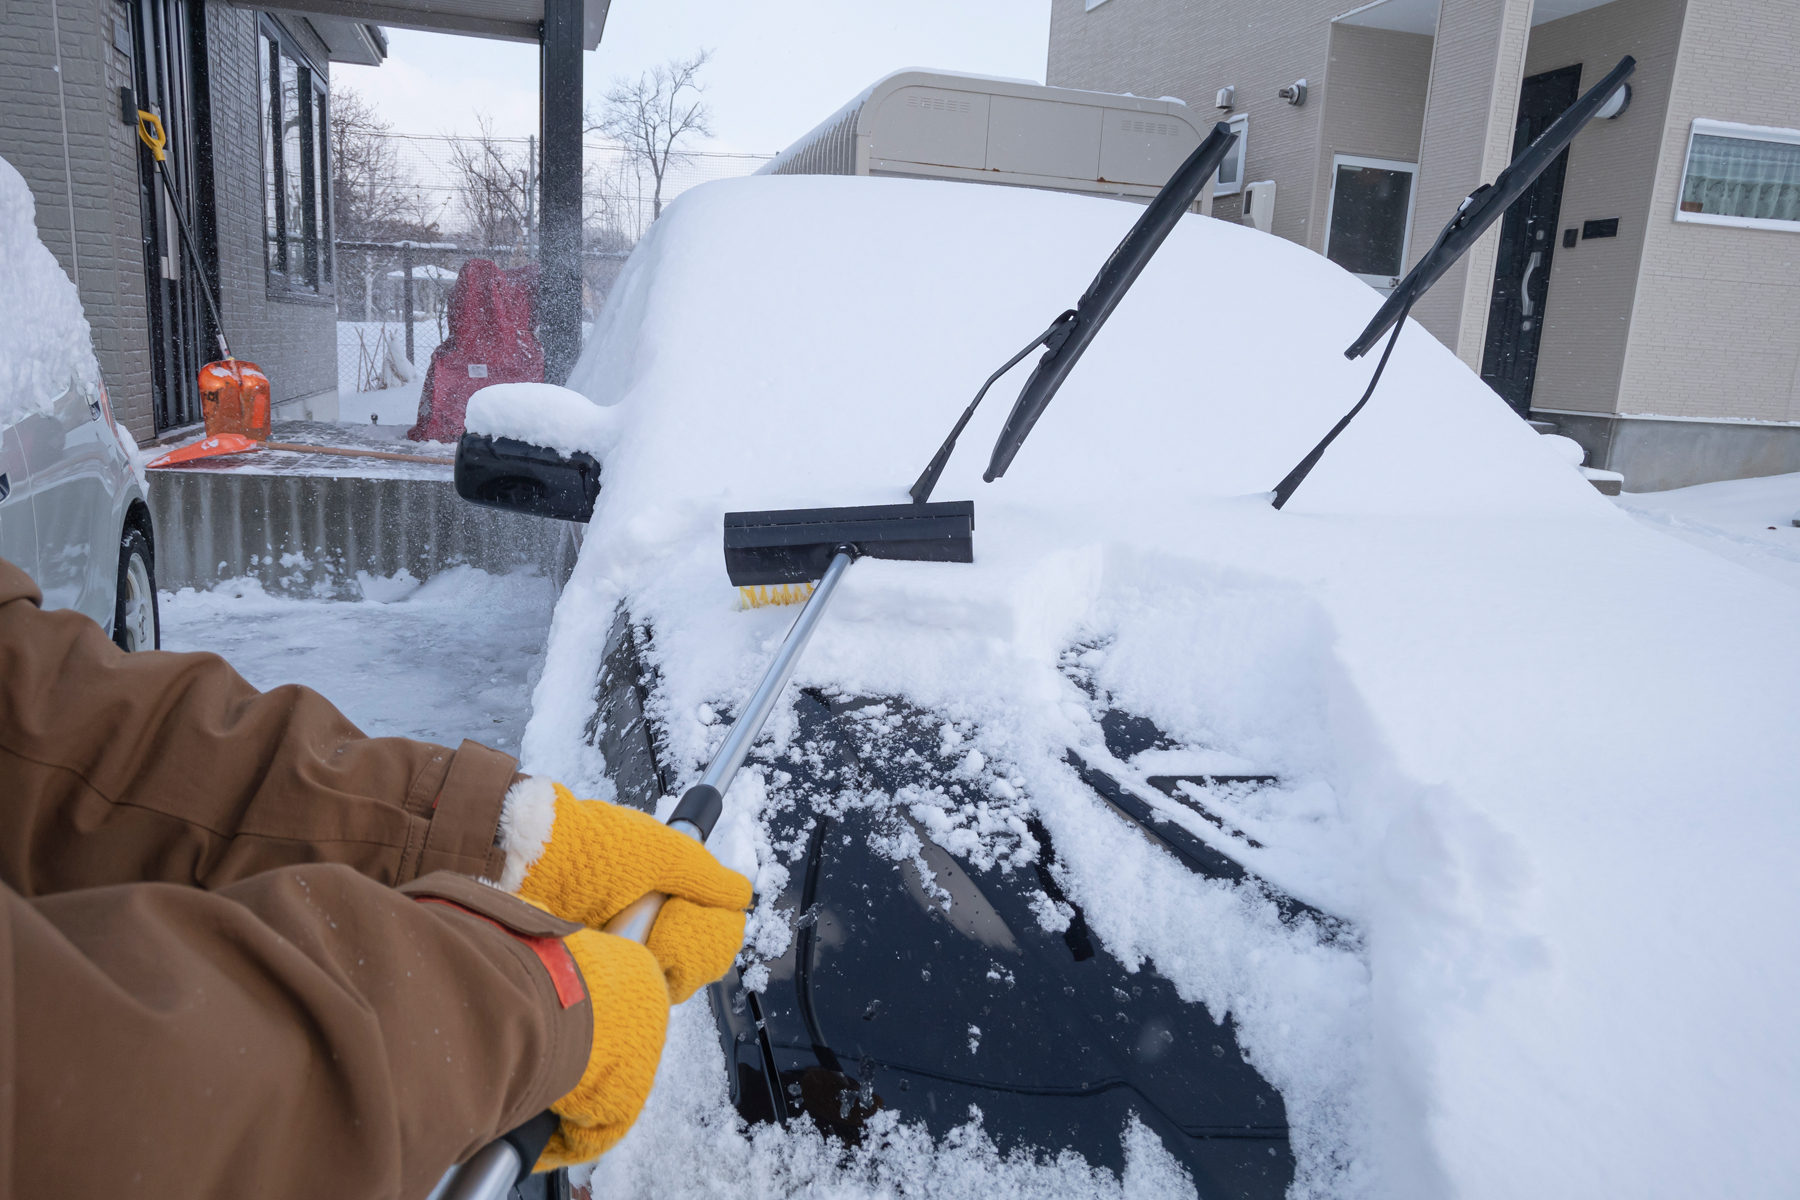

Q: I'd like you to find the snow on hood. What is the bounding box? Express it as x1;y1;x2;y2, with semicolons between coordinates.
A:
0;156;98;434
526;175;1800;1198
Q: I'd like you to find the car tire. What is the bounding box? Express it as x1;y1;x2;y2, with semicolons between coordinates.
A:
113;526;159;652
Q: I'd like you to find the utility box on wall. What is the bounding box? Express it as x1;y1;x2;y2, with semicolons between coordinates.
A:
1241;180;1276;233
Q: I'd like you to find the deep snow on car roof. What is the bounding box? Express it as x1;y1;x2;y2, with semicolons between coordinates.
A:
527;176;1800;1198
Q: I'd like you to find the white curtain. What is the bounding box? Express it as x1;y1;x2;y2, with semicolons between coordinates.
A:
1683;134;1800;223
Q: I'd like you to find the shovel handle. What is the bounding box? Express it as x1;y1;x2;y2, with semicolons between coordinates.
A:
434;555;851;1200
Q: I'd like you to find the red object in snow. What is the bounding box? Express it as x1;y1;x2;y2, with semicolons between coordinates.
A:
407;259;544;443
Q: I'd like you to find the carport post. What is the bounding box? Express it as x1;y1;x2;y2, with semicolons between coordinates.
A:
539;0;583;384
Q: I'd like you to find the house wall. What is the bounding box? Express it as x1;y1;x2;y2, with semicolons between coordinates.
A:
1617;0;1800;425
1308;24;1434;257
1405;0;1535;369
1046;0;1336;240
0;0;157;443
206;7;338;417
1518;0;1687;417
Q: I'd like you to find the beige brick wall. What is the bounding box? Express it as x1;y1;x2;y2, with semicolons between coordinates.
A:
1618;0;1800;423
1521;0;1688;415
1405;0;1535;368
1308;25;1433;257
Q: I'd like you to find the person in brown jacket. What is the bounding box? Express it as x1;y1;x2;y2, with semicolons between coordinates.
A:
0;555;753;1199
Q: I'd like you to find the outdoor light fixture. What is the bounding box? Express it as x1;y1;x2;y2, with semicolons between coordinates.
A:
1279;79;1307;106
1216;85;1235;109
1596;82;1631;119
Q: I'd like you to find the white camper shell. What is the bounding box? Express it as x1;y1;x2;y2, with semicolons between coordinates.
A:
759;70;1212;205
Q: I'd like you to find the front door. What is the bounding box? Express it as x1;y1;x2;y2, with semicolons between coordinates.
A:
1480;64;1581;415
130;0;213;433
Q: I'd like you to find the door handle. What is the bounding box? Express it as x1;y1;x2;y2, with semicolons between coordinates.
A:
1520;250;1543;317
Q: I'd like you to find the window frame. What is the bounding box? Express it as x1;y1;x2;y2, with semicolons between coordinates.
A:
257;17;334;300
1323;153;1420;291
1214;113;1248;197
1674;118;1800;233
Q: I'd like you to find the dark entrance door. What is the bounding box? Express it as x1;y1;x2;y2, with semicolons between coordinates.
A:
130;0;215;432
1480;64;1580;415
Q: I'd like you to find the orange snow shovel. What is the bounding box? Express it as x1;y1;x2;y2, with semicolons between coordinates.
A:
137;110;271;450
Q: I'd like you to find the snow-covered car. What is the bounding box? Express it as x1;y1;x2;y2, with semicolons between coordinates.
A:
1;160;156;650
461;176;1800;1198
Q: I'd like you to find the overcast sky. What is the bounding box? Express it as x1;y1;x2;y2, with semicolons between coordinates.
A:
334;0;1053;155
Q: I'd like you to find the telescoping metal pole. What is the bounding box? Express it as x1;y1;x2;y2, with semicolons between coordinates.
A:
430;550;858;1200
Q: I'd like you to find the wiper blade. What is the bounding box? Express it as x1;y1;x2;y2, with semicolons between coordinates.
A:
1344;55;1635;361
984;122;1239;484
1271;55;1635;511
906;123;1239;504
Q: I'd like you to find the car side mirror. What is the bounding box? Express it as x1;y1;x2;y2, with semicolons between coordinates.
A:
455;433;601;522
454;383;612;522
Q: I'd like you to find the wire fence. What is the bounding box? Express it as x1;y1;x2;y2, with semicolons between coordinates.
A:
334;135;772;397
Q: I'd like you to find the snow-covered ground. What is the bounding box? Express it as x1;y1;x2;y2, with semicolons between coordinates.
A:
1614;471;1800;590
159;566;556;755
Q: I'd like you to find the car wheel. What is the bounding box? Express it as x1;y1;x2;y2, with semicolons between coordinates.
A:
113;527;159;652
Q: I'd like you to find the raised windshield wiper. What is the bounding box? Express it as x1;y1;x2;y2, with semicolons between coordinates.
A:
909;121;1240;505
1270;54;1636;510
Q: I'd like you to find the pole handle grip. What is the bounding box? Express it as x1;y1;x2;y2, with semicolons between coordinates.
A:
135;109;166;161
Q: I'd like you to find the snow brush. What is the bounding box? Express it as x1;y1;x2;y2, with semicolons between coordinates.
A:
435;501;974;1200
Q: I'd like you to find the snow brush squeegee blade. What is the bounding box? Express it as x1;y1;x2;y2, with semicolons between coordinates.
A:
723;500;975;586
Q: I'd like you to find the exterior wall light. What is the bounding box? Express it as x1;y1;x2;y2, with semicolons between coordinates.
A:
1279;79;1308;106
1596;82;1631;119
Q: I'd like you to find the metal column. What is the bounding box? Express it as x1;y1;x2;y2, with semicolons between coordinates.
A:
539;0;584;384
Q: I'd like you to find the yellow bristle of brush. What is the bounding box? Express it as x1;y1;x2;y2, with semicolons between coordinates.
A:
738;581;816;609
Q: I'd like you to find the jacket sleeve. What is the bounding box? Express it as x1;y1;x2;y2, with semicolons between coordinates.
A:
0;558;518;898
2;866;593;1200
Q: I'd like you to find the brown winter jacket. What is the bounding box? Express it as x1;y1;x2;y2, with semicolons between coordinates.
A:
0;557;591;1200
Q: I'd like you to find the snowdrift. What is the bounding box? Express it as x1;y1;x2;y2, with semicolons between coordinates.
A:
0;156;98;433
522;175;1800;1198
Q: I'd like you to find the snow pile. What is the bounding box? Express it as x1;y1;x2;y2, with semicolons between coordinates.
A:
521;175;1800;1198
1614;470;1800;590
465;382;619;458
0;156;97;433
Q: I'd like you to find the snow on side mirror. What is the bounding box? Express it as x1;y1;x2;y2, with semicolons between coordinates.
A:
456;383;611;523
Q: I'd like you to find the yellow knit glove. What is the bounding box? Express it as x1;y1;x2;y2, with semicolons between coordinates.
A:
519;785;753;1003
537;928;669;1169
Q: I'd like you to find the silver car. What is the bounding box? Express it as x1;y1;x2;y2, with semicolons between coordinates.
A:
0;376;158;650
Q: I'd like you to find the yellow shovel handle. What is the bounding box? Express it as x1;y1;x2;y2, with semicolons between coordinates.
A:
136;109;166;162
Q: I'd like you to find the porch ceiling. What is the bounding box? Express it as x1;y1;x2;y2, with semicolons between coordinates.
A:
1334;0;1616;36
257;0;611;48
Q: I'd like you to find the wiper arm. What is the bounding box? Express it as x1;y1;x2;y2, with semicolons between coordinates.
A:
1270;55;1635;510
906;122;1240;504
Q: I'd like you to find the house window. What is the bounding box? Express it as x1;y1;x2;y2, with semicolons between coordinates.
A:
1214;113;1248;196
259;20;332;295
1677;119;1800;232
1324;154;1419;290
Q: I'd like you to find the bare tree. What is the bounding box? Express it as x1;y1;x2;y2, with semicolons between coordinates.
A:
329;83;439;320
588;50;714;221
445;114;539;259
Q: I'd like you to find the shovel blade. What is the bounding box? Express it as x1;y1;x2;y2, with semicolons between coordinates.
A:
199;359;271;441
145;433;264;469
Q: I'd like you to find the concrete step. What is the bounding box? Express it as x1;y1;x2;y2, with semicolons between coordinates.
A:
148;423;578;597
